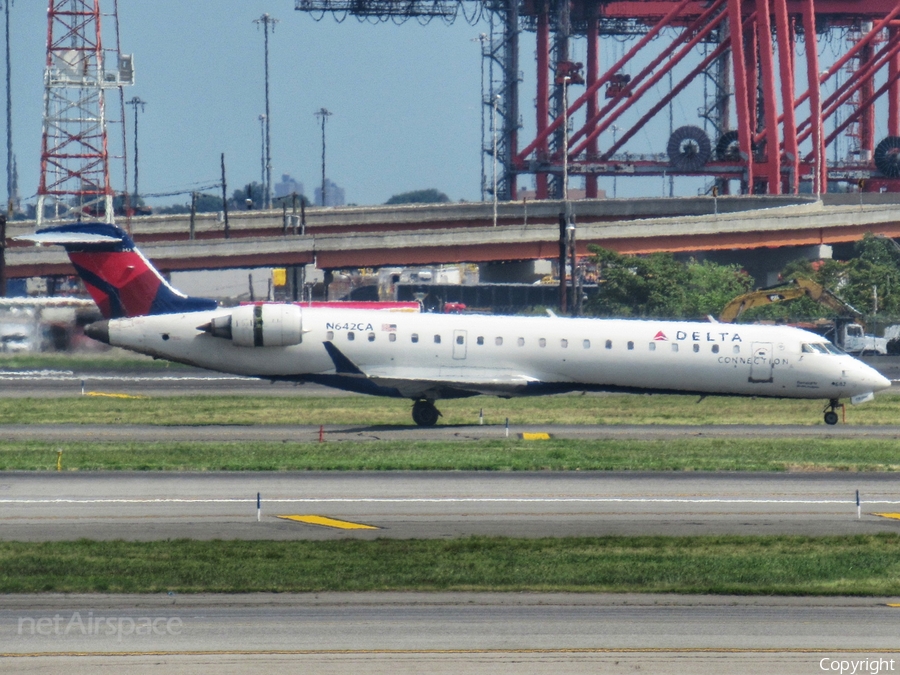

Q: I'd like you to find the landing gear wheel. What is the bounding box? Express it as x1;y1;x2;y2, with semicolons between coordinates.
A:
411;400;441;427
823;398;840;425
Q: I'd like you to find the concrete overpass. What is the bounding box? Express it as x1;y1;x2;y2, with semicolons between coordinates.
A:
6;195;900;279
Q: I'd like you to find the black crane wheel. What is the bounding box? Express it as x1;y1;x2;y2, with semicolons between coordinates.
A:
874;136;900;178
667;126;712;171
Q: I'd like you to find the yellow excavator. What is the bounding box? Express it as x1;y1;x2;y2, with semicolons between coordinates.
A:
718;278;888;354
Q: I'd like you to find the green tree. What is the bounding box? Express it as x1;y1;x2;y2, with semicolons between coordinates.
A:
741;234;900;323
385;189;450;205
232;182;265;210
585;246;752;319
155;193;224;215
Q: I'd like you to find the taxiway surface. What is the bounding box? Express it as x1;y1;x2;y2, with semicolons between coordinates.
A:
2;593;899;674
3;471;900;540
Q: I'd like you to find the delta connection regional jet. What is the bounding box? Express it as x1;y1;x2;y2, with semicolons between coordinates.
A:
18;223;891;426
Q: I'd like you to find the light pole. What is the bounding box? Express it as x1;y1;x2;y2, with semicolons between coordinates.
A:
254;13;278;210
491;95;499;227
258;114;266;200
5;0;12;218
610;124;619;198
126;96;146;204
315;108;332;206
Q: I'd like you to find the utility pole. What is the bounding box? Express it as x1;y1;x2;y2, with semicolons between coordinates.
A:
258;114;266;195
253;13;278;210
4;0;12;218
314;107;332;206
126;96;146;204
220;153;229;239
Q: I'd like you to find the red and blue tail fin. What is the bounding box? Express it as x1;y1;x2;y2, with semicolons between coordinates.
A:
18;223;218;319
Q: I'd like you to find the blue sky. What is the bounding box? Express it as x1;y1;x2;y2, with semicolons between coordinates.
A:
7;1;494;208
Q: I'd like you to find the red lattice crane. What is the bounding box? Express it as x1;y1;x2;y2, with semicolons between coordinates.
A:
297;0;900;199
36;0;132;225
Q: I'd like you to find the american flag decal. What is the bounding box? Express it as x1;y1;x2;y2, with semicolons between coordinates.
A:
382;323;397;332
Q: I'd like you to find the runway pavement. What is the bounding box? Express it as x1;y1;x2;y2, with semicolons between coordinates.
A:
7;422;900;442
1;593;899;674
3;471;900;540
0;369;341;398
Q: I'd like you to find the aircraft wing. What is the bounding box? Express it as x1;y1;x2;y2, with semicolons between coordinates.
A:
321;341;550;398
364;367;541;398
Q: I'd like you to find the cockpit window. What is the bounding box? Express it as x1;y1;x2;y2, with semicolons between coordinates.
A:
802;343;833;355
823;342;845;355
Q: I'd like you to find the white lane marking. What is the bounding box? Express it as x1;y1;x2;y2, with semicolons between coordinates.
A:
0;371;252;382
1;498;898;504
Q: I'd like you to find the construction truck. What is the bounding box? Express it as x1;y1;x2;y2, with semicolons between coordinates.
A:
718;278;888;355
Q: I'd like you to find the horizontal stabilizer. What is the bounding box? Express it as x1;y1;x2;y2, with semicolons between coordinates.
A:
15;231;121;245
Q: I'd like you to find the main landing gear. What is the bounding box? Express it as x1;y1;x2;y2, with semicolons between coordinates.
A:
823;399;842;426
411;399;441;427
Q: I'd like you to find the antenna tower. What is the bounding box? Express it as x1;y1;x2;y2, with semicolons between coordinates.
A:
36;0;132;225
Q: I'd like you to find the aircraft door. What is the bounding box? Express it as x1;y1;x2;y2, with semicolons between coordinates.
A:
452;330;467;360
748;342;774;383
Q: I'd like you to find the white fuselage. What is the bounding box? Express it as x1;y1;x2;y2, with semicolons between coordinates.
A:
96;307;891;402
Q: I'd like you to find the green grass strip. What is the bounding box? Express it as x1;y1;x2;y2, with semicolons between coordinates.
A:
6;438;900;472
2;393;900;426
2;535;900;594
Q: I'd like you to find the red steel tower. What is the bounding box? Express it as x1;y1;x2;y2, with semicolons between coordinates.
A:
36;0;132;225
296;0;900;199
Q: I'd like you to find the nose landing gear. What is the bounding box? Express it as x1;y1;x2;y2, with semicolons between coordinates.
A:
823;399;842;425
411;399;441;427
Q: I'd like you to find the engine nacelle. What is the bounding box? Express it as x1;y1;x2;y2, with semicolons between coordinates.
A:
204;304;303;347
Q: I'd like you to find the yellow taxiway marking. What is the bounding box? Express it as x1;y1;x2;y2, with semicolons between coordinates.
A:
520;432;551;440
276;514;379;530
873;513;900;521
85;392;146;399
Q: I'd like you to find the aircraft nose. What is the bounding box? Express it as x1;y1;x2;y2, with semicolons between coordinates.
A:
875;372;893;391
855;364;892;392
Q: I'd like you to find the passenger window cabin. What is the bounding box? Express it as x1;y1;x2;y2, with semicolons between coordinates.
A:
434;335;441;344
477;336;484;345
583;339;591;349
411;334;419;343
648;342;656;351
517;337;525;347
627;341;634;350
605;339;612;349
